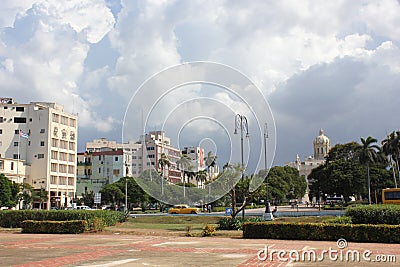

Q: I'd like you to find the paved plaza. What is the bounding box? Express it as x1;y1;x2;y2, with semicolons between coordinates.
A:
0;232;399;267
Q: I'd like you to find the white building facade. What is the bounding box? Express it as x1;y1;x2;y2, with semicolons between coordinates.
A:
0;98;77;209
287;129;331;203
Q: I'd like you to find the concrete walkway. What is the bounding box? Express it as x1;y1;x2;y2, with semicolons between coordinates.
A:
0;232;399;266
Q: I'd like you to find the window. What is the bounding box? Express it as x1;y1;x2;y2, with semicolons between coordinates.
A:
52;113;59;123
14;142;18;147
29;118;32;122
3;107;7;109
113;169;120;176
50;176;57;184
59;164;66;173
10;162;14;170
14;117;27;123
13;154;19;159
0;160;3;170
40;141;45;146
0;129;2;134
40;129;45;133
51;151;58;160
68;166;75;174
115;156;119;161
60;116;68;125
51;138;58;147
0;117;3;123
68;142;75;151
99;168;101;174
38;154;44;159
51;163;57;172
16;107;24;112
15;130;19;134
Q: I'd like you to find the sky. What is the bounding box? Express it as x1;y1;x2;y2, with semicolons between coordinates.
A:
1;0;400;173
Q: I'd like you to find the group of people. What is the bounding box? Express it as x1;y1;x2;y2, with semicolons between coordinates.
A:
203;204;212;213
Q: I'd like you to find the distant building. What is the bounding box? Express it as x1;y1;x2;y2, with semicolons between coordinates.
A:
76;149;131;196
287;129;331;202
0;98;77;209
79;131;220;193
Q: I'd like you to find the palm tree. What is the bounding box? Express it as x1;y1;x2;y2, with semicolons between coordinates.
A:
177;154;191;198
359;136;381;204
177;154;191;184
382;131;400;187
205;151;217;170
196;170;208;188
158;153;170;179
158;153;170;195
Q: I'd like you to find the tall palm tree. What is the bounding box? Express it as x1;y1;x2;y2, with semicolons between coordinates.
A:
158;153;170;179
196;170;208;188
205;151;217;170
359;136;381;204
382;131;400;187
177;154;191;198
177;154;191;184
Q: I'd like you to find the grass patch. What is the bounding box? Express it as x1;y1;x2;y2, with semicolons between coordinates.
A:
105;215;340;237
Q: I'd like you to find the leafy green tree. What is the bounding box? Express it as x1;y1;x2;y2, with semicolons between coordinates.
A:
309;141;391;203
81;190;95;207
266;166;307;203
33;188;48;210
100;183;124;207
359;136;381;204
309;142;364;202
0;174;18;208
19;183;34;209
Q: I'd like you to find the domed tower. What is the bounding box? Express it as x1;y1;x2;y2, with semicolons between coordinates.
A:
313;129;330;160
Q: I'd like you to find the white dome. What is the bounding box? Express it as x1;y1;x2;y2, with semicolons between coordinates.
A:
314;128;330;144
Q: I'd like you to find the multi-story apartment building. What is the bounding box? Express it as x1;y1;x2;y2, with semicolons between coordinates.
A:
0;98;77;209
76;149;131;196
135;131;181;183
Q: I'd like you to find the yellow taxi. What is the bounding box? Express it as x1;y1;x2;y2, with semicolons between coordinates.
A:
167;204;199;214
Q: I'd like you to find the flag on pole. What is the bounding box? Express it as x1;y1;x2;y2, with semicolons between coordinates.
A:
19;130;29;139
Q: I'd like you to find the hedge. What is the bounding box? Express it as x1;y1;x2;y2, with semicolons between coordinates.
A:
345;204;400;225
0;210;126;229
242;222;400;243
21;220;86;234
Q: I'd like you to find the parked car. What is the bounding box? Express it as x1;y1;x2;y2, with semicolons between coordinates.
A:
74;205;92;210
167;204;199;214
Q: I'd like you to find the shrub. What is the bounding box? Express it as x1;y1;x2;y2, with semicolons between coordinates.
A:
185;225;193;237
325;216;352;224
0;210;125;230
202;224;216;236
218;217;262;230
21;220;86;234
242;222;400;243
345;205;400;225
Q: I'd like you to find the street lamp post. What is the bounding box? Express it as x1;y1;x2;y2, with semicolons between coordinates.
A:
234;114;249;219
263;123;273;221
125;161;129;213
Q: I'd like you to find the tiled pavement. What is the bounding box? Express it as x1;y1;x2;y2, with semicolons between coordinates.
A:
0;233;399;267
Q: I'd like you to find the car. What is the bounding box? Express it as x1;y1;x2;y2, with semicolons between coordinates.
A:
74;205;92;210
168;204;199;214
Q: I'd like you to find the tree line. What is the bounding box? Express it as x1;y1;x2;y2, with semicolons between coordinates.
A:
309;131;400;204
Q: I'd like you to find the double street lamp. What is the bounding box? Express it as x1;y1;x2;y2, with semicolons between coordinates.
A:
234;114;249;219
